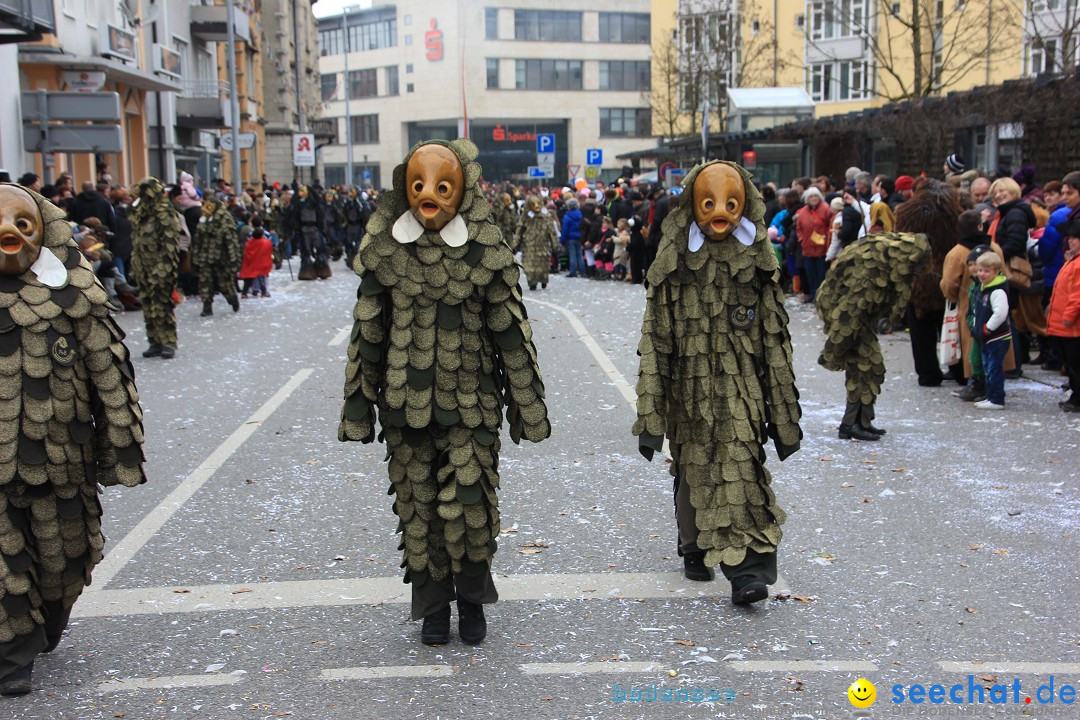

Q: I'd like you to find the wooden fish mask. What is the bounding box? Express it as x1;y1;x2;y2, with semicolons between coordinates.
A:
692;163;746;241
0;184;43;276
406;144;464;231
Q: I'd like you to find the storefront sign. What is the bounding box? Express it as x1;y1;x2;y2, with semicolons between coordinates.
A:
293;133;315;167
425;19;443;61
491;123;537;143
60;70;106;92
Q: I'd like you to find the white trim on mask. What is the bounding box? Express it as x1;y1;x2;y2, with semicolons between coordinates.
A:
688;222;706;253
30;249;69;289
441;214;468;247
734;217;757;246
392;211;425;244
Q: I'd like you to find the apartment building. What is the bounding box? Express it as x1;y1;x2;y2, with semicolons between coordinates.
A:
316;1;655;186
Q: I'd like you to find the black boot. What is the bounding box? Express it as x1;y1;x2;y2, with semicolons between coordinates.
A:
859;422;886;436
229;295;240;312
683;551;714;581
43;600;72;654
420;605;450;645
457;598;487;645
142;343;163;358
731;575;769;605
160;345;176;359
201;302;213;317
838;423;879;441
0;661;32;696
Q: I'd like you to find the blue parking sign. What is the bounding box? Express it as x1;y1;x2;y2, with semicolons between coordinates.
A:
586;148;603;166
537;134;555;154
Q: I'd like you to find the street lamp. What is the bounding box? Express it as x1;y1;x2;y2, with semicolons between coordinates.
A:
344;4;359;188
225;0;242;194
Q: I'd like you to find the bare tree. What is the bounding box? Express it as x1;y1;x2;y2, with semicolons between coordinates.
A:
645;33;686;141
806;1;1019;101
1008;0;1080;76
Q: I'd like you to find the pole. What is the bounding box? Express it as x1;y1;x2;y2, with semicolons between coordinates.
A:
344;8;353;187
225;0;242;194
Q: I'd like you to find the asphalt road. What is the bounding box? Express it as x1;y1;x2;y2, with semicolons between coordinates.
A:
4;259;1076;720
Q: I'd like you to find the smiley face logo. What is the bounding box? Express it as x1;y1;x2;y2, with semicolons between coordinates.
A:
847;678;876;708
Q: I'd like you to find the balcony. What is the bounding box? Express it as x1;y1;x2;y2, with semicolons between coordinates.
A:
190;2;251;43
310;117;336;142
176;80;231;129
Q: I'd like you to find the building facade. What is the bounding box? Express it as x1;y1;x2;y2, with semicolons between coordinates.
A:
317;0;654;186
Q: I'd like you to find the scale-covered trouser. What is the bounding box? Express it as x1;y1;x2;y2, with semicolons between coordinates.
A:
299;226;328;269
673;471;778;584
842;331;885;428
345;224;363;263
142;283;177;346
199;267;238;305
384;425;500;620
0;485;103;678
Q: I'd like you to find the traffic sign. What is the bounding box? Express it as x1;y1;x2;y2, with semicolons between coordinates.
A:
536;152;555;166
538;163;555;177
220;131;257;151
21;91;120;122
568;164;581;177
536;134;555;154
658;161;676;180
586;148;602;166
584;166;599;181
527;166;549;178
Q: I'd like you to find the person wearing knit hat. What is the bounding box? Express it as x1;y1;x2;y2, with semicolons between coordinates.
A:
889;176;914;210
944;154;978;191
945;154;965;174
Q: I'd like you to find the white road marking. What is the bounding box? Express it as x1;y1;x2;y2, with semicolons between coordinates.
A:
73;571;788;618
97;674;244;693
729;661;879;672
520;662;665;675
526;296;637;406
938;662;1080;674
88;369;315;591
321;665;455;681
328;324;352;347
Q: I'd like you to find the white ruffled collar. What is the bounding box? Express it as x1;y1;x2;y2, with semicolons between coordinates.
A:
392;211;468;247
688;217;757;252
30;249;69;289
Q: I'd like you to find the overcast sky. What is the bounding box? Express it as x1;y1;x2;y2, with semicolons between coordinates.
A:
313;0;374;19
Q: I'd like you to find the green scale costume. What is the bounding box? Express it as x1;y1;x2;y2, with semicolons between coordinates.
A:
632;162;802;578
129;178;180;352
0;184;145;693
492;200;517;250
513;204;559;290
193;199;241;314
815;232;930;431
339;139;549;620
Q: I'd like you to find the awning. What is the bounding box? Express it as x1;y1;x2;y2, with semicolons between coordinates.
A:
19;49;181;92
615;144;678;161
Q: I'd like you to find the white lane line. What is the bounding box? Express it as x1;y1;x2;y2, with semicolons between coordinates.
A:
938;662;1080;674
72;571;789;618
729;661;879;673
321;665;455;681
526;296;637;406
88;369;315;591
97;674;244;693
328;324;352;347
521;662;665;676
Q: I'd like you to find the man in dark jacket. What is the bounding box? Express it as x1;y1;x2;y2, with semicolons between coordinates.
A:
627;190;648;284
69;182;116;232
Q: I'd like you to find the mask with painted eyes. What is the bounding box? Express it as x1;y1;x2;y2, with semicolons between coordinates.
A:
349;187;358;199
692;163;746;241
406;144;464;231
0;184;44;276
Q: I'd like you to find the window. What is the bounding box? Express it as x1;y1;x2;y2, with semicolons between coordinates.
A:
679;12;732;54
325;165;345;187
599;108;652;138
348;16;397;51
751;19;760;35
406;63;413;73
320;72;338;101
486;58;499;89
513;10;582;42
598;12;650;43
598;61;651;91
809;0;869;41
350;114;379;144
796;13;806;29
405;35;413;45
406;82;414;93
319;28;343;57
385;66;399;95
485;7;498;39
403;14;412;26
807;60;872;101
514;59;583;90
172;37;188;77
349;68;378;99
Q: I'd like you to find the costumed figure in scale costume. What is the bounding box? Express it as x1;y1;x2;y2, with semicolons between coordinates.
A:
0;184;145;695
291;185;331;281
632;161;802;604
129;178;180;359
342;186;369;266
816;232;930;440
339;139;550;645
193;195;242;317
513;196;559;291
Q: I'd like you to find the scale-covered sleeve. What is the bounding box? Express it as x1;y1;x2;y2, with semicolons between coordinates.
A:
631;281;674;461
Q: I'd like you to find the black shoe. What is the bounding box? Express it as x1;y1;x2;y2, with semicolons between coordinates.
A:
1059;401;1080;413
731;576;769;605
917;377;943;387
529;284;536;291
160;345;176;359
1004;369;1023;380
541;282;547;289
0;661;32;696
200;302;213;317
683;551;714;581
457;598;487;645
838;424;880;441
952;383;985;402
142;343;163;358
420;605;451;645
229;295;240;312
859;423;886;436
1041;360;1062;371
